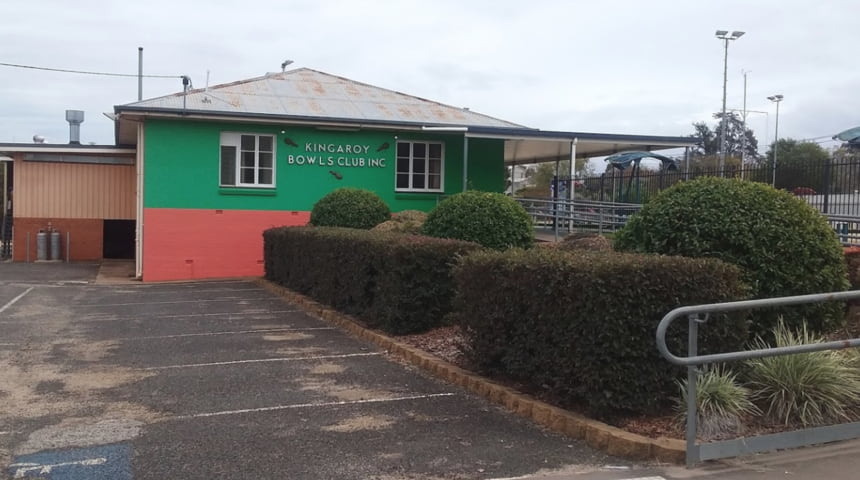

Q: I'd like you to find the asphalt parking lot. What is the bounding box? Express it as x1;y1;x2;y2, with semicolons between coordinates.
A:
0;268;630;479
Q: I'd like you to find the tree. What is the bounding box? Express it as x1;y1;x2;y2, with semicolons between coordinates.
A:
523;159;595;198
765;139;830;191
690;112;760;169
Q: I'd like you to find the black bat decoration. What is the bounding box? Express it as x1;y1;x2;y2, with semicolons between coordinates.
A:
283;137;298;147
329;170;343;180
376;142;390;152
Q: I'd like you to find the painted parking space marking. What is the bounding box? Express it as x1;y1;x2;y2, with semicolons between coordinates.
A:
11;458;107;478
69;296;277;307
0;309;301;324
117;326;335;341
0;327;334;346
0;286;34;315
143;352;382;370
173;392;458;420
85;287;261;295
8;443;130;479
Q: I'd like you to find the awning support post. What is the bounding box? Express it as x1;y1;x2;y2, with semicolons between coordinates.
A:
568;139;577;233
462;135;469;192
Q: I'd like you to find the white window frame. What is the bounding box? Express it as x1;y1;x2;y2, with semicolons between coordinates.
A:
395;140;445;193
219;132;276;188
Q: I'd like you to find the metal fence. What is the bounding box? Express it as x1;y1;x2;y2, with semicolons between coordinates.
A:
517;158;860;243
515;195;860;244
516;197;642;240
656;290;860;467
566;159;860;215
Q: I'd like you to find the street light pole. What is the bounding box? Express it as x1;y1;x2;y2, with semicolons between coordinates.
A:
768;94;784;187
715;30;745;175
740;70;748;177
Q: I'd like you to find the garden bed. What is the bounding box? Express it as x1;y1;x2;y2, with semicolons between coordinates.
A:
400;318;860;443
398;324;683;439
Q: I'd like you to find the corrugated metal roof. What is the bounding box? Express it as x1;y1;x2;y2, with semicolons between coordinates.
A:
119;68;524;129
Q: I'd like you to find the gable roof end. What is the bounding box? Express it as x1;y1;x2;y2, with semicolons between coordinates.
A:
117;68;524;129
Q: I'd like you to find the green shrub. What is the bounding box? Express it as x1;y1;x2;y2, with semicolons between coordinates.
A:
745;320;860;427
371;210;427;234
614;177;848;337
557;232;613;252
422;191;533;250
263;226;482;334
451;248;748;416
675;365;759;440
309;188;390;229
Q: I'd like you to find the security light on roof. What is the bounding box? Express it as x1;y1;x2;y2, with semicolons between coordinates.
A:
768;94;784;101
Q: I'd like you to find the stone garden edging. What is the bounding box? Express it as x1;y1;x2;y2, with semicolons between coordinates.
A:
256;278;686;464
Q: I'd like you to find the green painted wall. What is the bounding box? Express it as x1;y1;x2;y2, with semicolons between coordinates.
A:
143;119;504;211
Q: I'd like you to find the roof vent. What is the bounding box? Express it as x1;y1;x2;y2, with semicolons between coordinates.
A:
33;135;46;144
65;110;85;145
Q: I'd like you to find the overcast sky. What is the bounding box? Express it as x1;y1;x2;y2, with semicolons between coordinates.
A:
1;0;857;154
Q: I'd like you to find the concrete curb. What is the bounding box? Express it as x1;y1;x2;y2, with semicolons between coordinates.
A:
256;278;686;464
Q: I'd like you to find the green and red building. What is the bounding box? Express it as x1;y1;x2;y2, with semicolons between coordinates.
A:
2;67;696;281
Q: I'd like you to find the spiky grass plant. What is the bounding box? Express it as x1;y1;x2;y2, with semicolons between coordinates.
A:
745;320;860;427
676;365;759;440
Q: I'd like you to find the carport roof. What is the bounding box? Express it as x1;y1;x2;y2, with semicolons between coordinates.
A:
113;67;699;160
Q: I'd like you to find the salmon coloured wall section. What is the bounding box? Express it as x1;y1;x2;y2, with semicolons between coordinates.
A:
142;208;310;281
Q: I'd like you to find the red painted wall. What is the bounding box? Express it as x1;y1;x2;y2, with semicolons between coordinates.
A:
143;208;310;282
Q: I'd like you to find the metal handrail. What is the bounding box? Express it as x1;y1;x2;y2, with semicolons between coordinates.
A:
656;290;860;366
656;289;860;467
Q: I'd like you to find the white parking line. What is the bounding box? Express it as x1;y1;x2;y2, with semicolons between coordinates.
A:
10;457;107;477
119;326;335;341
172;392;457;420
0;309;302;324
70;297;277;307
90;288;261;296
143;352;382;370
0;286;34;315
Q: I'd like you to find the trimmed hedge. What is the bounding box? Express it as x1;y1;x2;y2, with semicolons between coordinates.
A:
264;226;482;334
614;177;848;337
422;191;533;250
309;188;390;229
451;248;748;417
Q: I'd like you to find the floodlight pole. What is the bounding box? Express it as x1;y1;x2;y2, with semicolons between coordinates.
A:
768;94;783;187
740;71;748;178
716;30;744;175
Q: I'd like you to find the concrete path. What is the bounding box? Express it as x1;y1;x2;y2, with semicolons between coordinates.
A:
0;278;633;479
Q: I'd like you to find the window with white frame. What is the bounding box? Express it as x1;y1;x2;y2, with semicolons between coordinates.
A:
396;141;443;192
220;132;275;187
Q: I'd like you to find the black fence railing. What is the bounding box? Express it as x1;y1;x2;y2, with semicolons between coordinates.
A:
556;159;860;216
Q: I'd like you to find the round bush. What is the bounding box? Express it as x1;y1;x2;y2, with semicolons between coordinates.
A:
421;191;533;250
310;188;390;229
614;177;848;337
